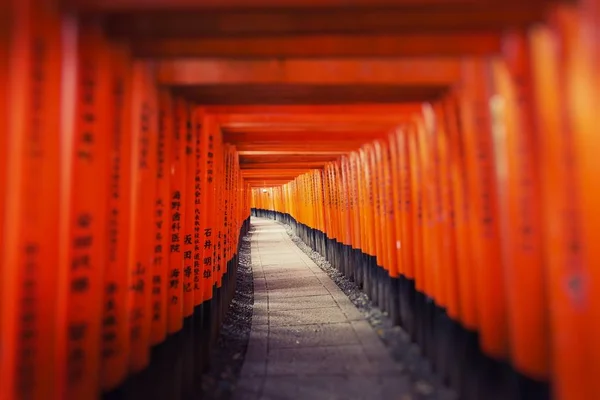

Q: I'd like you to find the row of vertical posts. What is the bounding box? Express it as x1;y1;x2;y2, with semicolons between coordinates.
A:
1;2;252;399
251;3;599;400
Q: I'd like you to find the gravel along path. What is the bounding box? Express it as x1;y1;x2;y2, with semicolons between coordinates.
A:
201;234;255;400
283;223;457;400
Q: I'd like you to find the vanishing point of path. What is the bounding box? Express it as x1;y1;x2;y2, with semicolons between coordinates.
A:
233;218;410;400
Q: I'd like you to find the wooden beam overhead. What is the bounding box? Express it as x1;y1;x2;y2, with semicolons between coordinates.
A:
241;170;314;177
217;113;415;128
157;58;461;86
223;131;386;143
246;181;290;186
238;151;345;155
202;105;421;115
175;85;445;105
231;143;365;152
65;0;515;12
105;5;544;38
131;33;502;58
240;162;329;169
239;154;341;165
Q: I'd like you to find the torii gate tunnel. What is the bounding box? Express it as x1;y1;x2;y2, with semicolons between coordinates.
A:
1;0;599;399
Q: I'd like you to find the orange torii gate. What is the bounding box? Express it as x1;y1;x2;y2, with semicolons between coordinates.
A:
2;0;599;399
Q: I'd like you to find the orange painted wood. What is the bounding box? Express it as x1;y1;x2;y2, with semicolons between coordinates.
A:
349;153;362;252
459;58;507;361
434;103;460;319
217;113;419;130
388;130;406;278
394;128;416;281
407;123;425;295
206;105;423;115
529;5;596;398
234;143;366;153
443;95;477;331
491;31;549;381
1;1;62;398
106;6;544;38
215;130;226;287
128;61;159;373
67;0;539;12
357;148;372;258
380;139;399;277
370;143;385;270
193;109;204;307
182;103;195;317
200;115;218;302
322;168;331;241
576;0;600;396
0;6;9;375
101;42;133;391
224;146;233;269
157;59;462;86
59;20;112;399
239;151;345;156
175;86;445;106
341;157;354;250
334;163;343;244
151;89;173;345
166;96;186;334
131;33;502;58
240;162;331;169
417;107;442;305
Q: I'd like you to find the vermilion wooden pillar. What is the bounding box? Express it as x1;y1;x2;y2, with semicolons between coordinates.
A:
101;42;133;391
2;1;62;398
58;19;112;400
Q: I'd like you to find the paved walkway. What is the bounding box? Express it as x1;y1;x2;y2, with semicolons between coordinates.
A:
234;218;408;400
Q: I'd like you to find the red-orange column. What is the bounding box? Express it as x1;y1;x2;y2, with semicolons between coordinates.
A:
434;104;460;319
348;154;361;252
214;129;223;286
407;125;426;294
394;128;414;283
371;144;384;271
193;110;203;307
213;128;225;288
332;164;341;244
425;105;446;309
358;148;373;259
225;146;234;266
341;157;354;253
388;131;406;280
1;1;62;398
182;104;195;318
226;147;234;262
374;142;388;274
200;115;217;302
59;20;112;399
369;144;384;270
101;42;133;391
443;96;477;331
167;98;186;334
491;31;549;382
459;58;507;361
0;5;9;361
128;62;158;373
381;140;398;279
529;7;593;399
151;89;173;345
576;0;600;394
408;123;425;296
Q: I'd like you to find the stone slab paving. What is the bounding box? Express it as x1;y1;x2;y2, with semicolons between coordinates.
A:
233;218;409;400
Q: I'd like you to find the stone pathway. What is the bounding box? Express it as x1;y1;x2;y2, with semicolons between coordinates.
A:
233;218;409;400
